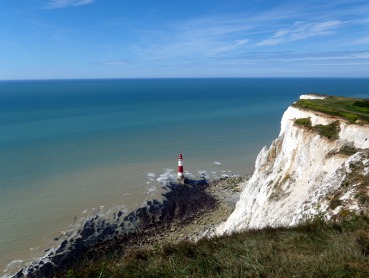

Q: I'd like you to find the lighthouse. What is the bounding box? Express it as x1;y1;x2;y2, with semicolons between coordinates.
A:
177;154;184;179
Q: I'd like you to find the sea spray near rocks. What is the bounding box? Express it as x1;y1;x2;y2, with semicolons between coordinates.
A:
14;178;216;277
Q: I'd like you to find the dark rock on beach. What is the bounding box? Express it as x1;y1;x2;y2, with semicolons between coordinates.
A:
14;176;246;278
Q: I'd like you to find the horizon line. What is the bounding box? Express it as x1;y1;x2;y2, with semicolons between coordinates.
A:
1;76;369;82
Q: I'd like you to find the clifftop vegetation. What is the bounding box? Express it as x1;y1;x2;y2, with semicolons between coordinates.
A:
60;215;369;277
293;96;369;123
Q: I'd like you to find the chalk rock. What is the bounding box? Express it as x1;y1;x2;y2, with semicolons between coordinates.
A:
217;94;369;234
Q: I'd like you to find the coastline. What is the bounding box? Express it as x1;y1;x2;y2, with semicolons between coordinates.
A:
14;176;248;277
4;77;361;275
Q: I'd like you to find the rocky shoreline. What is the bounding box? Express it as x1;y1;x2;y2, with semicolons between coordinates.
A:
14;176;247;278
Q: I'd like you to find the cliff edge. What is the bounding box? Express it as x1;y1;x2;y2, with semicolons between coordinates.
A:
218;94;369;234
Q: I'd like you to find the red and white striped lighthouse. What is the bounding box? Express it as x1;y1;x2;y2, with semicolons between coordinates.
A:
177;154;184;179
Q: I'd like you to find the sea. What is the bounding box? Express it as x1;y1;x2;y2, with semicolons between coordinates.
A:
1;78;369;276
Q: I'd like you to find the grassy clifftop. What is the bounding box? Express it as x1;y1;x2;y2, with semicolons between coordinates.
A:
60;215;369;277
293;95;369;123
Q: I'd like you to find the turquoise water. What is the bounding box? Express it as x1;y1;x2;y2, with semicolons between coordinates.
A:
1;78;369;275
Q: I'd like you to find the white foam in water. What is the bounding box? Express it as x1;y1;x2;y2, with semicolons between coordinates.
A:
184;171;195;179
3;259;23;277
12;210;103;278
198;170;209;179
146;172;156;184
145;185;157;195
156;168;175;185
211;171;219;179
214;161;222;165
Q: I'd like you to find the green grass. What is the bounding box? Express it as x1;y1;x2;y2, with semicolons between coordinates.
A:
349;101;369;114
313;121;340;140
294;117;312;128
293;96;369;123
294;118;340;140
60;215;369;278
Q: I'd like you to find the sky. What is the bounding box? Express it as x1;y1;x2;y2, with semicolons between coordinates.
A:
1;0;369;80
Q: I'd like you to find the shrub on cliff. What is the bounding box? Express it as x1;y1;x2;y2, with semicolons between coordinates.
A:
313;120;340;140
294;118;340;140
294;117;312;128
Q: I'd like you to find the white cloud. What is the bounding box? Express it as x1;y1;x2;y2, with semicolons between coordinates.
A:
45;0;94;9
92;2;369;77
350;36;369;46
257;20;343;46
210;39;249;55
130;15;254;61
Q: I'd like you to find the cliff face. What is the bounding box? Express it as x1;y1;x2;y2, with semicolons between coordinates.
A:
217;95;369;234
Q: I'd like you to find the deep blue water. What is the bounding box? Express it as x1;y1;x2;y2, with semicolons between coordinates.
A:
2;78;368;178
1;78;369;189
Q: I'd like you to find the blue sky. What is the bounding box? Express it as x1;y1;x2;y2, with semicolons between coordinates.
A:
1;0;369;79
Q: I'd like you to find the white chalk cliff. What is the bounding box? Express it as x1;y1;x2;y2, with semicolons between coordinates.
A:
217;94;369;234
